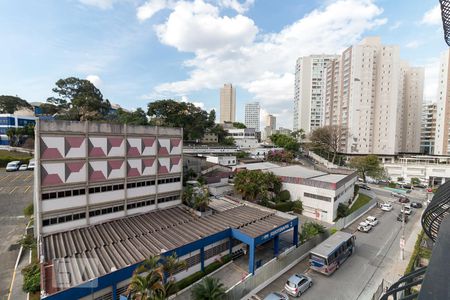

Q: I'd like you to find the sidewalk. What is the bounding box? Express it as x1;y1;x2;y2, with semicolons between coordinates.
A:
8;249;29;300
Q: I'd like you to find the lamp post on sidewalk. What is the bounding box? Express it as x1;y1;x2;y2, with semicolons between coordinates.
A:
400;203;405;260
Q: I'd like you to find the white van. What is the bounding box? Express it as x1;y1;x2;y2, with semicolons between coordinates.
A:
27;159;35;170
6;161;21;172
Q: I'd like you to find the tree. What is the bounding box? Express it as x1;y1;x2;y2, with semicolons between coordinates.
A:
233;170;281;202
0;95;32;114
310;125;347;164
300;222;325;243
348;155;384;183
38;103;60;115
411;177;420;185
232;122;246;129
22;262;40;293
23;203;33;218
183;185;210;212
291;129;306;142
19;234;36;251
162;253;187;281
6;123;34;146
269;134;300;152
337;203;349;218
191;277;226;300
267;150;294;163
147;100;211;141
221;136;235;146
293;200;303;214
116;108;148;125
47;77;111;121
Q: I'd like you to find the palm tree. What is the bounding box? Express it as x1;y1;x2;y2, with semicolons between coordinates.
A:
129;270;164;300
162;253;187;281
191;277;226;300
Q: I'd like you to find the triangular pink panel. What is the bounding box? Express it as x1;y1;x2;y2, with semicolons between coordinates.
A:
158;147;169;155
142;158;155;167
158;166;169;174
128;168;140;177
90;147;106;157
143;137;155;147
170;156;181;165
90;171;106;182
42;174;64;186
128;147;140;156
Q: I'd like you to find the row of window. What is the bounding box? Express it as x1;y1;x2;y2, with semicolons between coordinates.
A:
304;192;331;202
42;196;180;227
41;177;181;200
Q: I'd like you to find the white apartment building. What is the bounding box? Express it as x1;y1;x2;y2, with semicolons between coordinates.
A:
226;128;259;149
293;55;339;133
421;103;437;154
220;83;236;123
324;37;424;155
245;102;260;131
434;49;450;155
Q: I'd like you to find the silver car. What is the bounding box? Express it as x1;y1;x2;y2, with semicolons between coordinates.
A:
284;273;313;297
264;292;289;300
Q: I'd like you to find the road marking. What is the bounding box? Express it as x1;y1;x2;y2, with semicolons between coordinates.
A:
24;173;33;181
0;187;3;192
9;187;18;194
24;186;31;193
6;266;17;300
0;174;11;182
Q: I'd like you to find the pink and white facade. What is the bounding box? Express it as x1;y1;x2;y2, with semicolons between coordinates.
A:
34;120;183;236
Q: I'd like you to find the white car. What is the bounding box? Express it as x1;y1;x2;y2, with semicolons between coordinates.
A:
6;161;21;172
401;205;412;215
27;159;35;170
18;164;28;171
380;203;393;211
366;216;379;227
357;221;372;232
391;192;402;198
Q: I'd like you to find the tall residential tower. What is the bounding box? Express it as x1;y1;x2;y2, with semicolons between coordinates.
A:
245;102;260;131
434;49;450;155
220;83;236;123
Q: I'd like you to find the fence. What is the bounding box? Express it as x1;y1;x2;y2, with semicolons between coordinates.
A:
334;197;378;230
371;279;391;300
225;233;329;300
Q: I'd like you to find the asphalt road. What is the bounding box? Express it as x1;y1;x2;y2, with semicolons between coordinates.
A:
256;186;426;300
0;169;33;300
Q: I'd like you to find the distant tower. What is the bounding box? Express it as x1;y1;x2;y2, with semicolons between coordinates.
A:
220;83;236;123
245;102;260;131
267;114;276;131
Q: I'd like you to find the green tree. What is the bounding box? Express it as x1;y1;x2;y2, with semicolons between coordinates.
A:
183;185;210;212
116;108;148;125
411;177;420;185
232;122;246;129
147;100;211;141
310;125;347;164
348;155;384;183
300;222;326;243
291;129;306;142
24;203;33;218
0;95;32;114
293;200;303;214
269;133;300;152
337;203;349;218
233;170;281;202
163;253;187;281
22;262;40;293
221;136;235;146
191;277;226;300
38;103;60;115
19;234;36;251
47;77;111;121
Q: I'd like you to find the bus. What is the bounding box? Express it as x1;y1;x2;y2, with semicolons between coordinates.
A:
309;231;355;275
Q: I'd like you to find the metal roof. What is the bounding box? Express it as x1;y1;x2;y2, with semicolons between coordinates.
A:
42;205;290;291
269;165;326;179
309;231;353;258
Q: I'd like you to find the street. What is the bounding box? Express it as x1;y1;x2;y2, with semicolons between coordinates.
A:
256;185;426;300
0;169;33;300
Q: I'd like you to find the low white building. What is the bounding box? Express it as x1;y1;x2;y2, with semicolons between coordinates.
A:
249;147;284;159
205;155;236;166
226;128;259;149
269;166;357;223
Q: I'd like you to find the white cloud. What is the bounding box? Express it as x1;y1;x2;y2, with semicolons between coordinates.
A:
421;4;441;25
86;75;102;86
147;0;385;128
137;0;168;21
180;95;205;108
218;0;254;14
405;40;421;49
79;0;116;9
389;21;401;30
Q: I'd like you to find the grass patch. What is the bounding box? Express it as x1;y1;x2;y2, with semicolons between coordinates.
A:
347;193;371;215
0;150;32;167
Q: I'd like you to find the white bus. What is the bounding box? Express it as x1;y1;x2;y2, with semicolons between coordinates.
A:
309;231;355;275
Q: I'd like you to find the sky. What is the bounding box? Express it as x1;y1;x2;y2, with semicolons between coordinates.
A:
0;0;447;129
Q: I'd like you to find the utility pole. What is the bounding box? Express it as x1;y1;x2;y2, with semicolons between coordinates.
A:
400;203;405;260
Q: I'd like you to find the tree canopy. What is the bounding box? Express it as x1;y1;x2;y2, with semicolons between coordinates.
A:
348;155;385;183
269;133;300;152
115;108;148;126
191;277;226;300
147;100;214;141
310;125;347;164
0;95;32;114
47;77;111;121
232;122;246;129
233;170;281;202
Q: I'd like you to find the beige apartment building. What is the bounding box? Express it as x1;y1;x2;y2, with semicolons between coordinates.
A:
324;37;424;155
434;49;450;155
421;103;437;154
220;83;236;123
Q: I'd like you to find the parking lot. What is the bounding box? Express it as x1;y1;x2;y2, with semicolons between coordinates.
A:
0;169;33;300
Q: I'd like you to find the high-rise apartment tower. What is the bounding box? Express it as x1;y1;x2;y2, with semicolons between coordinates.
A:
220;83;236;123
245;102;260;131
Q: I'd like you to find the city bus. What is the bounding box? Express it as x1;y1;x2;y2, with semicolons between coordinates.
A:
309;231;355;275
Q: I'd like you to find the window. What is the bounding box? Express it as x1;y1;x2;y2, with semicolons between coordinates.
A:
42;211;86;227
42;189;85;200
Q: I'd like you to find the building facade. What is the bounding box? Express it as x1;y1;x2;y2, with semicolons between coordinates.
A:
34;120;183;236
244;102;260;131
267;114;276;130
293;55;339;133
226;128;259;149
434;49;450;155
421;103;437;155
0;114;36;145
220;83;236;123
324;37;424;155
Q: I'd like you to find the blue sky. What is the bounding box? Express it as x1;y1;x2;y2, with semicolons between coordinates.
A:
0;0;447;128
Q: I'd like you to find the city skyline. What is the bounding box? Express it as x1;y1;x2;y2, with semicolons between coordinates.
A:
0;0;446;129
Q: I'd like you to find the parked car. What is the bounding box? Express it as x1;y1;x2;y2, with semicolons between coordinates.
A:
5;161;21;172
27;159;35;170
397;213;409;223
284;274;313;297
399;196;410;203
413;184;427;189
380;203;393;212
357;221;372;232
410;202;423;208
366;216;379;227
264;292;289;300
401;184;412;190
18;164;28;171
357;183;371;190
401;205;412;215
391;192;402;198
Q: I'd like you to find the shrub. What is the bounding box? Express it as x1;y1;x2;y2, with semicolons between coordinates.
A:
271;201;294;212
276;190;291;202
337;203;349;218
329;228;338;235
24;203;33;218
300;222;326;243
22;262;40;293
292;200;303;214
19;234;36;251
354;185;359;197
388;182;397;188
